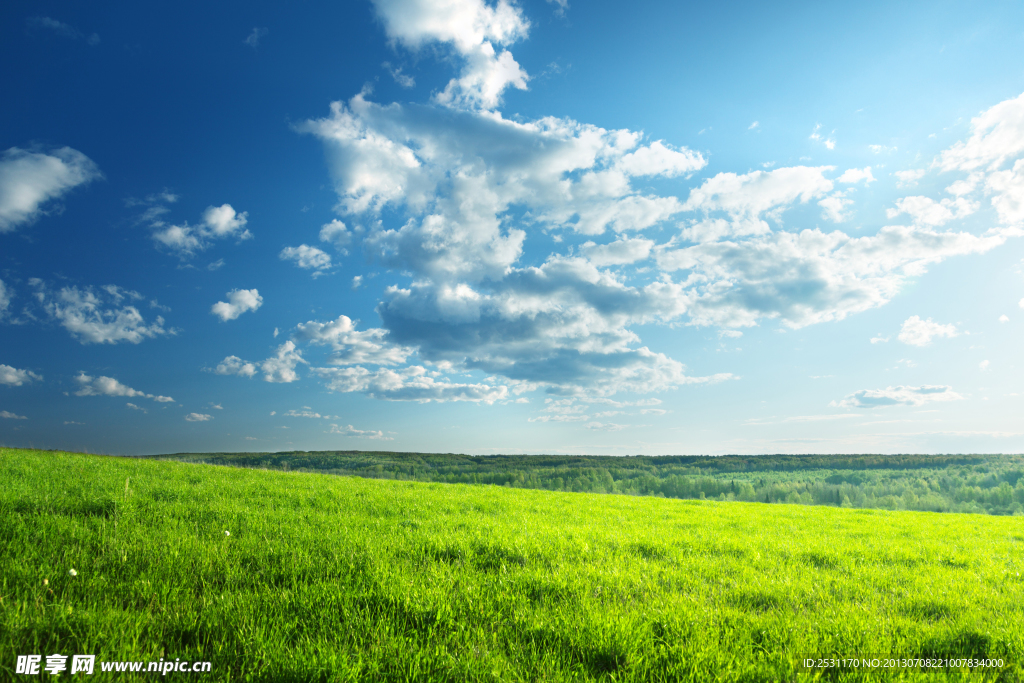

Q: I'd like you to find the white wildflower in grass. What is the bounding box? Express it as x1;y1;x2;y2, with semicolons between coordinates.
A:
68;568;77;577
224;530;230;536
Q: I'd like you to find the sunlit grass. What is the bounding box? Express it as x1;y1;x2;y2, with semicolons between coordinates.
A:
2;447;1022;681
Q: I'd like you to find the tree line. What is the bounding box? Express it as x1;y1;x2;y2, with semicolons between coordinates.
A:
154;451;1024;516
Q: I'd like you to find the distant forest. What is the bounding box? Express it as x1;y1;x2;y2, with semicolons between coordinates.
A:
152;451;1024;516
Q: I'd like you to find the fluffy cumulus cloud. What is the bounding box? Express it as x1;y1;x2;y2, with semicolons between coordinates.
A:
257;342;306;383
831;384;963;409
0;364;42;386
293;5;1024;402
32;281;171;344
0;146;101;232
210;289;263;322
213;356;257;378
185;413;213;422
293;315;411;365
580;238;654;266
319;219;353;253
279;245;332;274
1;410;28;420
837;167;875;184
897;315;958;346
214;342;306;383
301;93;704;240
933;92;1024;231
372;0;531;109
937;92;1024;173
678;166;834;241
328;423;392;440
886;195;977;227
74;373;174;402
986;160;1024;226
151;204;251;258
296;89;718;396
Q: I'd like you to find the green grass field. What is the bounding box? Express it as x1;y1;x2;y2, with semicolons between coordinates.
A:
2;447;1023;681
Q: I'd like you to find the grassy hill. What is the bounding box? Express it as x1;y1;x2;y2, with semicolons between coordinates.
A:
2;447;1023;681
153;450;1024;516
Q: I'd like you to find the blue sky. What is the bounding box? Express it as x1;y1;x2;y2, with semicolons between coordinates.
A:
2;0;1023;455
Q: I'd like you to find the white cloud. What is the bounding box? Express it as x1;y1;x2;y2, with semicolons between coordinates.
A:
280;245;332;274
616;141;705;178
211;289;263;322
436;42;529;110
74;373;174;402
682;166;834;220
296;51;1024;399
999;314;1009;322
33;282;170;344
748;121;759;130
126;402;145;412
837;166;874;184
936;91;1024;172
869;144;896;154
293;314;411;365
657;224;1012;329
319;219;353;253
985;159;1024;226
818;192;853;222
677;166;835;240
284;408;326;418
895;169;926;187
831;384;963;408
213;356;257;377
203;204;249;237
1;410;27;420
979;360;990;371
897;315;958;346
301;93;703;246
809;124;835;150
371;0;531;110
278;244;329;274
214;342;306;383
0;147;101;232
0;364;42;386
185;413;213;422
0;278;9;316
376;261;733;396
870;335;889;344
328;423;393;440
151;204;251;258
260;342;306;383
313;364;509;402
886;195;977;227
579;237;654;266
